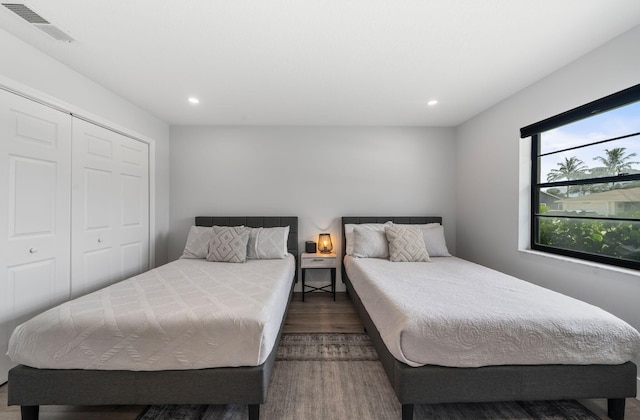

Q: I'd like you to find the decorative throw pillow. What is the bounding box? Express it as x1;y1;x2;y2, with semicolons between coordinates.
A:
385;224;430;262
206;226;251;263
247;226;290;259
180;225;213;259
344;222;392;255
352;225;389;258
420;224;451;257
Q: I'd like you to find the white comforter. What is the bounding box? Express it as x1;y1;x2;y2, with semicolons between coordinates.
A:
344;256;640;368
8;256;295;371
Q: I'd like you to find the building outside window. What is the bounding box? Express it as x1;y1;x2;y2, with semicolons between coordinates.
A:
521;84;640;270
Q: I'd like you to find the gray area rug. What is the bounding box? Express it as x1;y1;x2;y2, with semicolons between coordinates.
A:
138;333;599;420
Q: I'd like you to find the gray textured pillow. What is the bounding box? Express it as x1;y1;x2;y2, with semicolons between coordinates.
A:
207;226;250;263
180;225;213;259
385;224;430;262
247;226;290;259
352;225;389;258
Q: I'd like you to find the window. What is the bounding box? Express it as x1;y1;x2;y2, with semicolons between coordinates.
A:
521;84;640;270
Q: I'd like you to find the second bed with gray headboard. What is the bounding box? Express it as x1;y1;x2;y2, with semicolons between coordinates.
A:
341;216;638;420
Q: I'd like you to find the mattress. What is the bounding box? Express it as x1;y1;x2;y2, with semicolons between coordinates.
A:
8;255;295;371
344;255;640;368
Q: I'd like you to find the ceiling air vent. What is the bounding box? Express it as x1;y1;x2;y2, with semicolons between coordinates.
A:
2;3;74;42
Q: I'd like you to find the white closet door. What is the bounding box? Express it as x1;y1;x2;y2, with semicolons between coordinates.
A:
71;119;149;298
0;89;72;384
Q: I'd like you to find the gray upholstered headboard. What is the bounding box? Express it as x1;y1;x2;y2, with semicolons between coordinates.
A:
340;216;443;282
195;216;299;258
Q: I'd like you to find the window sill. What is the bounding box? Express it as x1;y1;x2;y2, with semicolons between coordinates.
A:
517;248;640;277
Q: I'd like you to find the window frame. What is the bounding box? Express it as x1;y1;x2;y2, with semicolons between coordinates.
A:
521;83;640;270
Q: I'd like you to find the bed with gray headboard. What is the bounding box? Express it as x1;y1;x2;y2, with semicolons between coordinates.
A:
8;216;298;420
341;216;638;420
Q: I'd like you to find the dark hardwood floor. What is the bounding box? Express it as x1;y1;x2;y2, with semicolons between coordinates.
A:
0;292;638;419
284;291;364;333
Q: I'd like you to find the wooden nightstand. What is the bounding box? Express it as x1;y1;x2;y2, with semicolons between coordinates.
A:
300;252;337;301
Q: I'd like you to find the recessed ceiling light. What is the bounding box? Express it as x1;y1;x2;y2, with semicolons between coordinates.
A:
188;97;200;104
427;100;438;106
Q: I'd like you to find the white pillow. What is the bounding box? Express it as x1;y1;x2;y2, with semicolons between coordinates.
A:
345;222;391;255
413;223;441;229
420;224;451;257
352;225;389;258
247;226;290;259
180;225;213;259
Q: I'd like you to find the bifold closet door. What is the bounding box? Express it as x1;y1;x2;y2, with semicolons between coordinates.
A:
0;89;72;384
71;118;149;298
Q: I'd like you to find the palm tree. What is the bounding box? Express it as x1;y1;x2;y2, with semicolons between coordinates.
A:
592;147;639;176
547;156;588;197
547;156;588;182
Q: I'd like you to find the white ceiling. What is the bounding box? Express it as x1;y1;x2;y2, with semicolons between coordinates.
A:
1;1;640;126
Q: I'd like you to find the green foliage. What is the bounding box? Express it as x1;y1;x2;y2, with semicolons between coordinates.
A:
538;217;640;262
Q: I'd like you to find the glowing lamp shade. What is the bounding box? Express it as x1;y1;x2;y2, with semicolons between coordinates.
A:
318;233;333;254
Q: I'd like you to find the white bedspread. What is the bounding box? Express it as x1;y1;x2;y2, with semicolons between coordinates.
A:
344;256;640;368
8;256;295;371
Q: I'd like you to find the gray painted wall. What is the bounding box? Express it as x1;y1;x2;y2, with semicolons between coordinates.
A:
169;125;456;289
455;25;640;372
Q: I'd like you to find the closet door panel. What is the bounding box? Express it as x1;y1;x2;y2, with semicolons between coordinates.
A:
72;119;149;298
85;168;112;230
119;139;149;279
7;260;57;318
120;173;145;279
72;120;119;296
78;249;113;295
8;156;57;248
0;89;72;384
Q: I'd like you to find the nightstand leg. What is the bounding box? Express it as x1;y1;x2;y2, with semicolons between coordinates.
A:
331;268;336;301
302;268;306;302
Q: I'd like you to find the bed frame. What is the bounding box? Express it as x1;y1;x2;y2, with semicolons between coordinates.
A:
341;216;637;420
8;216;298;420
